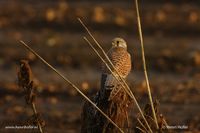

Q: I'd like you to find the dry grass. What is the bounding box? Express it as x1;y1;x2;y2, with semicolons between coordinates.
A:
19;41;124;133
17;60;44;133
134;100;169;133
134;0;158;130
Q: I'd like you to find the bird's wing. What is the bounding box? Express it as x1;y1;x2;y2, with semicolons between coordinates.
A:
100;48;132;99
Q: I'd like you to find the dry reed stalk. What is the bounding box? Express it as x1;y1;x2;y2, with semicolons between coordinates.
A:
134;0;159;129
137;118;148;132
19;41;124;133
162;116;169;128
78;19;152;132
135;127;146;133
18;60;44;133
135;100;169;133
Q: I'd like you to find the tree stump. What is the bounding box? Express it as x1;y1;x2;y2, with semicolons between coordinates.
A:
81;74;132;133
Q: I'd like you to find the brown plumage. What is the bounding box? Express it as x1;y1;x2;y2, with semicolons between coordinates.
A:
102;47;131;77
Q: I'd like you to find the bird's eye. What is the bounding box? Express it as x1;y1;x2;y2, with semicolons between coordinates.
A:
116;41;119;46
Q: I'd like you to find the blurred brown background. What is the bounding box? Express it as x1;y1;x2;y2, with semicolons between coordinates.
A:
0;0;199;133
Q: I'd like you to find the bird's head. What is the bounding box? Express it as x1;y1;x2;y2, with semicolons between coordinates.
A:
112;37;127;49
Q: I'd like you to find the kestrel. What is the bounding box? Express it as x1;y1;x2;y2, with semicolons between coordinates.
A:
81;38;132;132
101;37;132;100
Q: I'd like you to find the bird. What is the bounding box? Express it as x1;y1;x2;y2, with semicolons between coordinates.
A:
100;37;132;100
81;37;132;133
